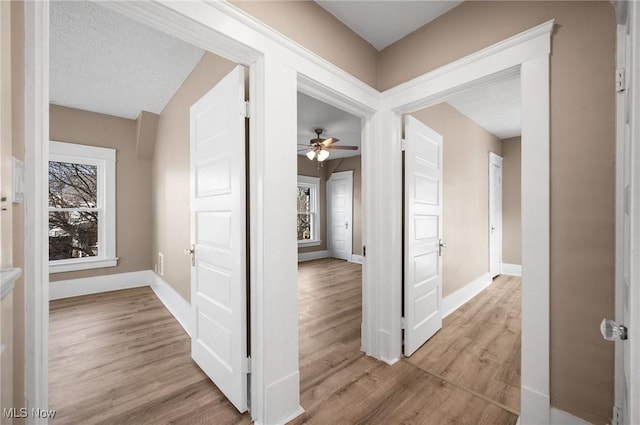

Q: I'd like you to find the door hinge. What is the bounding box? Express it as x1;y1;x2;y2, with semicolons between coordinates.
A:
616;67;625;93
362;245;366;257
612;406;623;425
245;356;251;374
401;317;406;329
241;101;250;118
401;138;407;152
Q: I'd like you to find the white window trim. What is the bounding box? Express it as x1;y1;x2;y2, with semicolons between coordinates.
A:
297;175;321;247
49;141;117;273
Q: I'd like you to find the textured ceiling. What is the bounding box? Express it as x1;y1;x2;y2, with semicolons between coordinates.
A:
446;75;522;140
298;93;362;160
315;1;462;50
50;1;204;119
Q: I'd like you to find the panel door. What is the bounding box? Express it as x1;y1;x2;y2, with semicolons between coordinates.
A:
328;171;353;261
403;115;443;357
489;153;503;278
189;65;247;412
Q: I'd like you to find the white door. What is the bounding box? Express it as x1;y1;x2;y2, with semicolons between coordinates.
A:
489;153;503;278
189;65;248;412
611;8;638;424
327;171;353;261
403;116;443;356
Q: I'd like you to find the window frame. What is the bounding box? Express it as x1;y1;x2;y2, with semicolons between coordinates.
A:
297;175;321;247
48;141;117;273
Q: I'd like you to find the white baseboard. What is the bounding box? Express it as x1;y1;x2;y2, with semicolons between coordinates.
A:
49;270;150;300
521;386;550;425
502;263;522;276
149;271;192;336
350;254;364;264
264;371;304;424
550;408;592;425
298;250;329;262
441;272;492;318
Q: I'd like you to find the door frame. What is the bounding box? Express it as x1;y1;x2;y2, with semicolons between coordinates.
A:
488;152;504;278
327;170;354;261
614;2;640;424
379;21;554;424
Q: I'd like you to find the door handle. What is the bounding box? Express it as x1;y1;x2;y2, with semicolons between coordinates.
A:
345;221;349;230
490;225;495;233
600;318;628;341
184;244;195;267
438;239;447;257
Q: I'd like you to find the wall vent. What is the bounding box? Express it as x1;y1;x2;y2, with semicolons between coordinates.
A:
157;253;164;276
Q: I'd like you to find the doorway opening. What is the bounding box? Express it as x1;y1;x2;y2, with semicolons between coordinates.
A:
400;72;523;417
295;90;365;408
46;2;251;422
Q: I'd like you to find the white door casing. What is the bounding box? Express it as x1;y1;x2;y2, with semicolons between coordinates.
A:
403;115;443;357
327;171;353;261
615;4;639;424
489;153;503;278
190;65;248;412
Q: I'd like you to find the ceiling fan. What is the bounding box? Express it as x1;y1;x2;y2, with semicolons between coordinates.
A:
298;128;358;163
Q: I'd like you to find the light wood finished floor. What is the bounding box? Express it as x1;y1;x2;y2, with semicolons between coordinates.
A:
49;261;520;424
293;259;520;424
49;287;251;425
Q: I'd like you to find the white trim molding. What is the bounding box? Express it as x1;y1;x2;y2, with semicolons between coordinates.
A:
550;407;593;425
49;270;150;300
298;250;329;262
502;263;522;276
149;271;192;336
442;273;492;318
49;141;117;274
350;254;364;264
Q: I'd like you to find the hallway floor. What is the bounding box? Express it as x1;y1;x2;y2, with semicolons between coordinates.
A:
48;261;520;424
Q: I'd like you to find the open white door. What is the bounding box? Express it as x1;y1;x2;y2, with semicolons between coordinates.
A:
403;116;443;357
189;65;248;412
609;7;638;424
489;153;503;278
327;171;353;261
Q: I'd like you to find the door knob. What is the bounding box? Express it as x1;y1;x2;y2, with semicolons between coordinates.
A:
345;221;349;229
185;245;195;267
438;239;447;257
490;225;495;233
600;318;628;341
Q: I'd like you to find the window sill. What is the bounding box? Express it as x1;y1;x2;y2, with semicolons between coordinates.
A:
298;240;321;248
49;258;118;274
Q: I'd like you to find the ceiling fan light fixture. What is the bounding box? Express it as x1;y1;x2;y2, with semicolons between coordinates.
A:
317;149;330;162
306;150;316;160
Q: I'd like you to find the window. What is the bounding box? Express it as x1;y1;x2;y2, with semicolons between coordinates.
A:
297;175;321;247
49;141;117;273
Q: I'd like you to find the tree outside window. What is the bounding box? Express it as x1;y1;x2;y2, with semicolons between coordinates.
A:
48;161;99;260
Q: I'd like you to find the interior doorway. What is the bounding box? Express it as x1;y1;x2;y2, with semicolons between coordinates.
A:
46;2;251;422
400;72;523;416
295;90;366;409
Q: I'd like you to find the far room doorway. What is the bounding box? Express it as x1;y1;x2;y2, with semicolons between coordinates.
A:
296;91;365;406
401;72;523;417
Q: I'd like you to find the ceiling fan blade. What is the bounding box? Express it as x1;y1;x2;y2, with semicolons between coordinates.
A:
327;145;358;150
298;148;312;151
320;137;339;147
